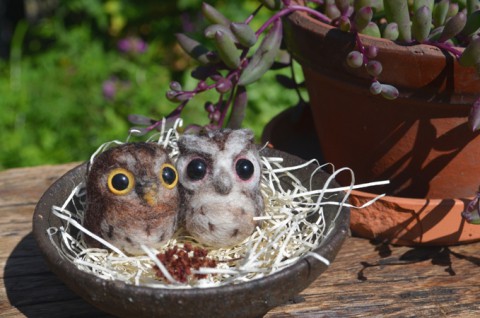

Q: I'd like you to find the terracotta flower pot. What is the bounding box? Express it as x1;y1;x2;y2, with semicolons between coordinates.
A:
277;8;480;245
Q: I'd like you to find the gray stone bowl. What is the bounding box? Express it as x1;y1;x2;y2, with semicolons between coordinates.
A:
33;148;350;318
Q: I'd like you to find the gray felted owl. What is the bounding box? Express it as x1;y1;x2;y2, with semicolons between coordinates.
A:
176;129;264;248
84;142;179;254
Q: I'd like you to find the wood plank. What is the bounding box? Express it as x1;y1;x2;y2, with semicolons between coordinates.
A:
0;298;113;317
0;163;80;207
2;162;480;317
0;230;42;259
1;255;50;279
0;205;35;224
266;237;480;317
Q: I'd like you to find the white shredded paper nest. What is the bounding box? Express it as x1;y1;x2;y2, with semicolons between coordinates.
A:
47;119;387;289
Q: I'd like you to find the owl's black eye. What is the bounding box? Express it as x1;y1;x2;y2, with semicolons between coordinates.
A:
186;158;207;181
112;174;129;190
107;168;135;195
236;158;254;180
160;163;178;189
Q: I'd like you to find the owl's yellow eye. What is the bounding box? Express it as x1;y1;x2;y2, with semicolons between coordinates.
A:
160;163;178;189
107;168;135;195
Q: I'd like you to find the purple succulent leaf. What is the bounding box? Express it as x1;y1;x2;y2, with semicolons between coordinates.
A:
215;78;233;93
346;51;363;68
191;65;220;80
380;84;399;100
128;114;156;125
462;192;480;224
354;6;373;32
238;19;283;86
275;74;297;89
183;124;204;134
260;0;284;10
201;2;231;26
369;81;382;95
227;86;247;129
468;98;480;131
175;33;213;65
366;60;383;77
270;60;290;70
203;105;213;118
365;46;378;59
169;81;182;91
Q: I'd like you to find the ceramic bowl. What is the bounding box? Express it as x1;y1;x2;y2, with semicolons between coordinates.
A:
33;148;349;318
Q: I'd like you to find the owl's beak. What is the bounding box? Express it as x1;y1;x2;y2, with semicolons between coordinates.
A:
213;169;233;195
137;182;158;206
143;188;158;206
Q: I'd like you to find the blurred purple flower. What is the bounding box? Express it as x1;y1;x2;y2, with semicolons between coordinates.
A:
102;77;131;101
102;78;117;100
181;11;203;33
181;12;195;33
117;36;148;54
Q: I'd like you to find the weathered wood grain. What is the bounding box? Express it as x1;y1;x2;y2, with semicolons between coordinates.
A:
1;163;480;317
266;238;480;317
0;163;79;207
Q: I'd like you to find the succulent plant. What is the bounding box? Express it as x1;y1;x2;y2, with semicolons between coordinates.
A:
322;0;480;128
128;1;330;134
129;0;480;134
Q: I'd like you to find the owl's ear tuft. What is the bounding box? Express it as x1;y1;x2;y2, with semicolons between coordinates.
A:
178;134;201;154
229;128;255;145
238;129;254;142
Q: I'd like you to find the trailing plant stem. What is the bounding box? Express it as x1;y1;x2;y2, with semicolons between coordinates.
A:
255;5;331;36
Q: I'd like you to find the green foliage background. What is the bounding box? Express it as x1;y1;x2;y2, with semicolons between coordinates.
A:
0;0;301;170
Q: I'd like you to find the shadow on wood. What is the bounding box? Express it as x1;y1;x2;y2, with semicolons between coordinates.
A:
4;232;112;317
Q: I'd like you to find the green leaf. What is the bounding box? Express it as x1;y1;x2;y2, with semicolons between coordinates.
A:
346;51;364;68
459;37;480;67
326;3;341;20
355;6;373;31
201;2;231;26
230;23;257;48
175;33;214;65
205;24;236;40
433;0;449;27
238;19;282;86
384;0;411;42
438;11;467;42
339;16;352;32
380;84;399;100
260;0;283;10
413;0;434;13
382;22;399;40
335;0;350;14
412;6;432;42
462;10;480;36
227;86;248;129
466;0;480;15
214;31;241;69
360;22;381;37
370;81;382;95
353;0;383;12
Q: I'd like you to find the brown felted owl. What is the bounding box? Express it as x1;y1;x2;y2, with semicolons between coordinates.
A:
176;129;265;248
84;142;179;254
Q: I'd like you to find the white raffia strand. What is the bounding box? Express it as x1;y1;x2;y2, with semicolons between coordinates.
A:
46;118;389;288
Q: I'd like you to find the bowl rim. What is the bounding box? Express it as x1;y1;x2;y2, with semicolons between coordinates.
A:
32;147;350;315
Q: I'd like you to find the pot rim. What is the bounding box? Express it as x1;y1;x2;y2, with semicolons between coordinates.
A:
287;3;465;58
351;189;473;204
284;1;480;99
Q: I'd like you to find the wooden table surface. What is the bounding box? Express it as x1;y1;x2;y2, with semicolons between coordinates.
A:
1;162;480;317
